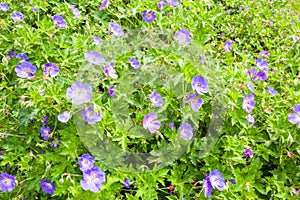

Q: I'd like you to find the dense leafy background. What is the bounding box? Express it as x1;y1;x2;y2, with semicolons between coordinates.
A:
0;0;299;199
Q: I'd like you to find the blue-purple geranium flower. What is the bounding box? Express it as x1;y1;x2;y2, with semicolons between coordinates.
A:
142;10;156;23
166;0;180;7
57;111;71;123
0;172;16;192
15;61;37;79
0;3;9;12
169;122;175;130
82;106;102;124
255;58;268;72
179;123;193;140
80;166;106;192
50;139;61;148
246;114;254;124
99;0;109;10
129;58;140;69
66;81;93;105
40;180;55;195
252;71;267;81
242;93;256;113
108;85;115;97
123;178;131;188
209;169;226;191
143;113;161;134
84;51;105;65
72;5;80;18
109;22;124;36
11;12;24;22
203;174;213;198
16;53;28;60
78;153;95;172
174;29;191;46
41;116;49;124
191;75;209;94
92;36;103;45
259;51;269;57
158;0;166;10
43;62;60;77
224;41;233;52
288;104;300;128
185;94;203;111
40;126;51;140
243;149;254;158
104;63;118;79
149;91;164;107
267;86;278;96
52;14;67;29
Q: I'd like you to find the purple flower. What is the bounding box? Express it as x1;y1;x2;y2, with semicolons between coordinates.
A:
247;68;256;77
243;149;254;158
158;0;166;10
0;153;2;161
109;22;124;36
166;0;179;7
50;139;61;148
57;111;71;123
259;51;269;57
0;172;16;192
66;81;93;105
224;41;233;52
52;14;67;29
84;51;105;65
229;179;236;184
239;7;243;11
103;64;117;79
0;3;9;12
41;116;49;124
78;153;95;172
174;29;191;46
32;7;38;12
39;90;44;96
247;83;254;92
40;180;55;195
246;114;254;124
16;53;28;60
82;106;102;124
291;19;295;25
72;6;80;18
11;12;24;22
99;0;109;11
209;170;226;191
149;91;164;107
7;50;16;59
252;71;267;81
244;6;250;10
179;123;193;140
80;166;106;192
169;122;174;130
288;104;300;128
129;58;140;69
123;178;131;188
255;58;268;72
242;93;256;113
270;18;273;25
191;75;209;94
203;174;213;198
143;113;161;134
15;61;37;79
267;86;278;96
226;9;233;14
92;36;103;45
29;117;35;121
292;35;299;43
185;94;203;111
142;10;156;23
40;126;51;140
43;62;60;77
108;85;115;97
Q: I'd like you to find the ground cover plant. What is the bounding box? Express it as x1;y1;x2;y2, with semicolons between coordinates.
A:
0;0;299;199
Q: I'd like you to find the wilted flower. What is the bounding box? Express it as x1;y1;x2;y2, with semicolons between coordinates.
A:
243;149;254;158
174;29;191;46
72;5;80;18
7;50;16;59
16;53;28;60
85;51;105;66
209;170;226;191
252;71;267;81
191;75;209;94
142;10;156;23
43;62;60;77
288;104;300;128
246;114;254;124
80;166;106;192
41;116;49;124
129;58;140;69
92;36;103;45
15;61;37;79
224;41;233;52
226;9;233;14
179;123;193;140
82;106;102;124
267;86;278;96
143;113;161;134
158;0;166;10
52;14;66;29
108;85;115;97
242;93;256;113
40;180;55;195
185;94;203;111
66;81;93;105
247;68;256;77
0;172;16;192
123;178;131;188
40;126;51;140
255;58;268;72
166;0;179;7
0;3;9;12
57;111;71;123
78;154;95;172
99;0;109;10
109;22;124;36
149;91;164;107
259;51;269;57
104;63;118;79
50;139;61;148
203;174;213;198
246;83;254;92
11;12;24;22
